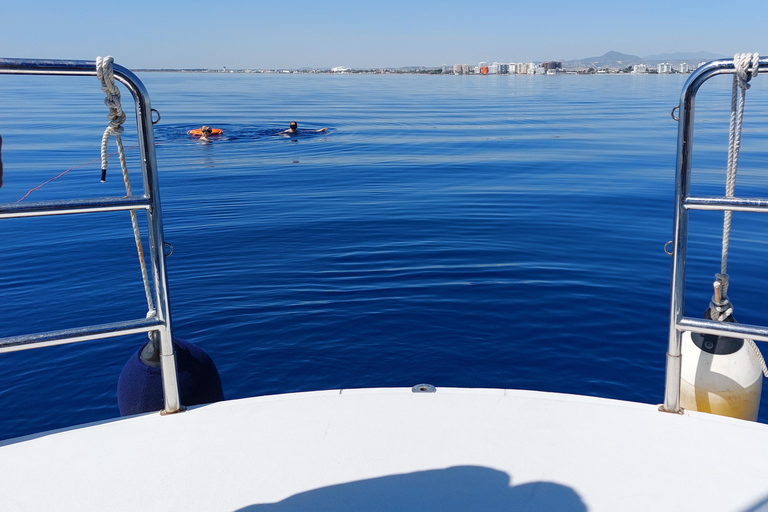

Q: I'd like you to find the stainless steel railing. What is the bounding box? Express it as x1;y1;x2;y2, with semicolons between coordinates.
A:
663;57;768;414
0;58;181;414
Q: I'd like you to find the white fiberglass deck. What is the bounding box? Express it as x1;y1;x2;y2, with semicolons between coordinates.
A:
1;387;767;511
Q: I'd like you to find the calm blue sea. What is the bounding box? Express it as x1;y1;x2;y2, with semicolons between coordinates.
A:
1;71;768;440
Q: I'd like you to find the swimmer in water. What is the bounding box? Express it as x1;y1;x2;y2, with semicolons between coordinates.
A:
199;125;213;140
189;126;219;139
282;121;327;135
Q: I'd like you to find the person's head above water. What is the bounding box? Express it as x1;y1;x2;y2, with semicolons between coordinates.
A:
282;122;325;135
200;125;213;137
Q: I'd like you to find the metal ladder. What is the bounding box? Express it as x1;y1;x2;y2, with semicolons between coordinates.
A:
0;58;181;414
663;56;768;413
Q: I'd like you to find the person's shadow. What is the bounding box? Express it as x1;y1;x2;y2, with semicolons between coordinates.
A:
236;465;586;511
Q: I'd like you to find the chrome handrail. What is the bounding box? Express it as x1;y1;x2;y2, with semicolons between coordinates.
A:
0;195;152;218
0;58;180;414
663;57;768;414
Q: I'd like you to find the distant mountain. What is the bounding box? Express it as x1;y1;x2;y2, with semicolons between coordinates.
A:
561;50;727;70
563;51;643;69
643;51;726;62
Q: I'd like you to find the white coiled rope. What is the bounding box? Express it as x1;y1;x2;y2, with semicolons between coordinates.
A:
96;55;126;176
96;56;154;312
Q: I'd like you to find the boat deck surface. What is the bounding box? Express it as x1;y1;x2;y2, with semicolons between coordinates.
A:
1;387;767;511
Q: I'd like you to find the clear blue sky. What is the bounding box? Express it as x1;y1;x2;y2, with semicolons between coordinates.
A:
2;0;765;69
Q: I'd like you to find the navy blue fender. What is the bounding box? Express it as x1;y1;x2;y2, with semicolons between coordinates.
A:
117;337;224;416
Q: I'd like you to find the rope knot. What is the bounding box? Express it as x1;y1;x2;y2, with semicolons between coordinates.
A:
734;53;760;90
96;55;126;180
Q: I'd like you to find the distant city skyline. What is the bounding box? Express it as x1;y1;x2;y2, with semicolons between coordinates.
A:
1;1;765;70
158;51;722;73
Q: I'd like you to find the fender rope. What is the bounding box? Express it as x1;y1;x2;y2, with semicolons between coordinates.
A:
719;53;759;293
712;53;767;378
96;56;154;312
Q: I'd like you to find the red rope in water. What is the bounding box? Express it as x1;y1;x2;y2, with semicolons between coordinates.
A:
17;146;139;202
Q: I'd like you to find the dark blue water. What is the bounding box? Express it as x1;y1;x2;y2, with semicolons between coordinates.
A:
2;72;768;440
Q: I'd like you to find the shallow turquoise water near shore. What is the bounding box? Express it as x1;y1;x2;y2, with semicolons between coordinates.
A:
1;72;768;439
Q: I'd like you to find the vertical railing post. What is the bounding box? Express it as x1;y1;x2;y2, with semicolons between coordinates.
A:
114;64;181;414
662;63;708;413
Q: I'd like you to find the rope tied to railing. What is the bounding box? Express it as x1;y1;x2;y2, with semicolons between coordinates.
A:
720;53;760;289
96;56;126;182
96;55;154;313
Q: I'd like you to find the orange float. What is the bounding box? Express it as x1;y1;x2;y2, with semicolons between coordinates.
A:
189;128;223;136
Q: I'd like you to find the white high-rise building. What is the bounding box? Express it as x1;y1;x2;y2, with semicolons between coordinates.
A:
657;62;671;74
679;62;690;73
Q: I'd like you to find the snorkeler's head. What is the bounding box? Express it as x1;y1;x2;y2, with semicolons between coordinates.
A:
290;122;298;130
201;125;212;135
